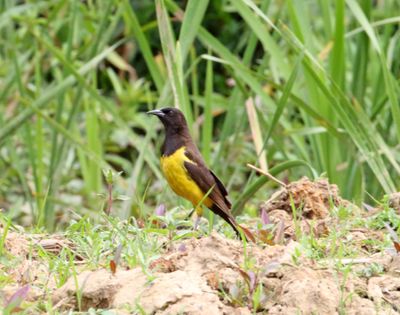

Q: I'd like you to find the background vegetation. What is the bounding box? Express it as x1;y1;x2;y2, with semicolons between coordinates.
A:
1;0;400;231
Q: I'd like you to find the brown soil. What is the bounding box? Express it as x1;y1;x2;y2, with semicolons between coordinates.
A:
47;235;399;314
1;177;400;314
259;177;354;241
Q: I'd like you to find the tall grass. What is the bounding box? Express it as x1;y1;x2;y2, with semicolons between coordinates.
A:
0;0;399;230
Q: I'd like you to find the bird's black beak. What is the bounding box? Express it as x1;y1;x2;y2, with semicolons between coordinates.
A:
147;109;165;117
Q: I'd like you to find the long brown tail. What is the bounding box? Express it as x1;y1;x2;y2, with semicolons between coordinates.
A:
237;224;256;242
213;205;255;242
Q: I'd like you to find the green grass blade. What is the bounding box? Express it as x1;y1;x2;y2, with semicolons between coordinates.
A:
265;55;302;144
351;0;370;102
156;0;193;126
121;0;164;93
232;160;318;214
202;55;213;164
0;42;123;145
232;0;290;78
347;0;400;161
178;0;209;60
330;0;345;91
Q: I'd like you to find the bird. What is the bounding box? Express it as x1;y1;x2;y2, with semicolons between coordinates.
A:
147;107;254;241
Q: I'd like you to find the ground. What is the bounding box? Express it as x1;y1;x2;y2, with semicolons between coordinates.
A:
1;178;399;314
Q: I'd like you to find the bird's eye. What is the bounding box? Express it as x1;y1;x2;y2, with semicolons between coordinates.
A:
164;109;172;115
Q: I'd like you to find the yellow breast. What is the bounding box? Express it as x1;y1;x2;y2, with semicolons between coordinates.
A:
160;146;212;209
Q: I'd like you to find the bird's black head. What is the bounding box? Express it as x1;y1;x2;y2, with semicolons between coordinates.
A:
147;107;188;134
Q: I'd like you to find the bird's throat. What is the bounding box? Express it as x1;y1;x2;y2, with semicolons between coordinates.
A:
161;128;190;156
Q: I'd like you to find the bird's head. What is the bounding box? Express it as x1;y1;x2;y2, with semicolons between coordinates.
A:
147;107;188;134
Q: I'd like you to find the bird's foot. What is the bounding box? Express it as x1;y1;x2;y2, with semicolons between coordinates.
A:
193;216;201;230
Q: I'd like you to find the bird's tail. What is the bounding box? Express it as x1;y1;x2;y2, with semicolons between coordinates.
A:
226;215;256;243
237;224;256;243
211;204;256;242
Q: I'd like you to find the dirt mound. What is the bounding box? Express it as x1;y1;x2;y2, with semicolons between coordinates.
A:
0;230;78;305
52;233;399;314
260;177;358;241
262;177;343;219
52;234;285;313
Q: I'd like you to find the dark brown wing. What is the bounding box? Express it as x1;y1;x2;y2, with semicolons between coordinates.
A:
209;170;231;208
184;147;231;212
184;147;255;242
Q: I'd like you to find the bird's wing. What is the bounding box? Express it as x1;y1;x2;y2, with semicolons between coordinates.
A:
209;170;231;208
184;149;231;212
184;149;255;242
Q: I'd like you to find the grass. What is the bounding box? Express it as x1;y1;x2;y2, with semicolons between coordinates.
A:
1;0;400;312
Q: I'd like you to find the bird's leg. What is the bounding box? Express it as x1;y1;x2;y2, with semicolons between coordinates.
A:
185;208;195;221
194;206;203;230
184;207;200;230
194;216;201;230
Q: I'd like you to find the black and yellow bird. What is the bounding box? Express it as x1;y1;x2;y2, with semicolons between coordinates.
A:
148;107;254;241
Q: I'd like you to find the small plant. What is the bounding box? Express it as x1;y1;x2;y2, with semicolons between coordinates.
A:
358;263;384;278
0;213;11;256
367;196;400;230
335;263;355;315
289;194;303;241
101;169;126;216
2;285;30;315
291;246;302;266
234;265;269;312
